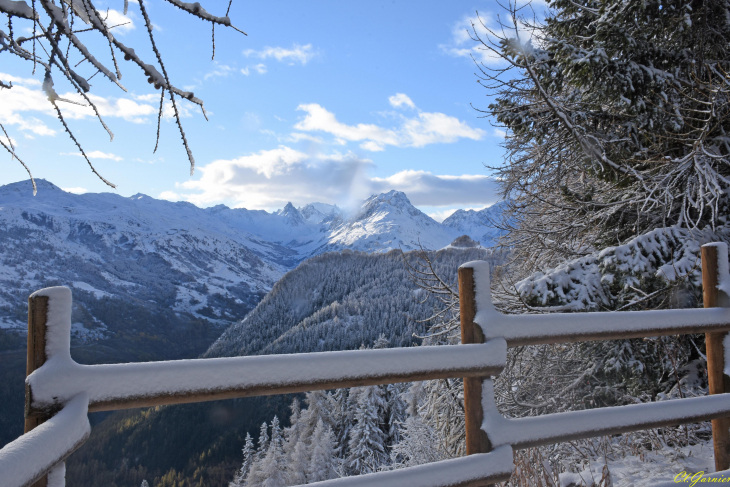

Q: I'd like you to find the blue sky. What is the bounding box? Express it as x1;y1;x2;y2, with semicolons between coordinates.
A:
0;0;544;220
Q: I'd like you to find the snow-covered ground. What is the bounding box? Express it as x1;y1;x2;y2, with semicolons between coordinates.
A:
560;439;716;486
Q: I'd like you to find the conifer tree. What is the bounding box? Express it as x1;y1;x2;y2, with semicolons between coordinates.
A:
476;0;730;271
256;422;270;460
347;385;388;474
260;416;286;487
307;419;339;482
287;434;311;485
230;433;255;487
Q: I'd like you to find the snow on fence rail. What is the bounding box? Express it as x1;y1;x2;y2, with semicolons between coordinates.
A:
3;243;730;487
24;287;505;417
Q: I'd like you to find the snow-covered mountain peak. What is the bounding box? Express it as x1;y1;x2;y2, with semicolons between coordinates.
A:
277;202;306;227
355;190;421;222
442;201;507;248
363;190;412;209
299;202;341;224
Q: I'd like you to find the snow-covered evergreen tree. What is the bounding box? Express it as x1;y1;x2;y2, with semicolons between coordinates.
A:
307;419;339;482
260;417;286;487
287;435;311;485
299;390;335;442
347;385;389;474
389;416;447;468
256;422;270;460
230;433;255;487
475;0;730;274
283;399;303;462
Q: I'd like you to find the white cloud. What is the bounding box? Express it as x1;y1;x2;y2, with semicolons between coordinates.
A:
370;170;499;207
439;13;504;65
241;64;267;76
103;9;135;33
294;100;485;150
440;10;540;66
359;141;385;152
0;134;18;149
169;146;500;210
493;128;507;138
66;150;123;161
428;209;458;222
388;93;417;110
61;187;88;194
204;63;234;80
286;132;323;144
132;93;160;102
159;190;182;201
244;44;316;65
177;146;374;208
0;73;160;134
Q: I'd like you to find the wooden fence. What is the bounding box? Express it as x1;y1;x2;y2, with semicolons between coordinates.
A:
3;242;730;487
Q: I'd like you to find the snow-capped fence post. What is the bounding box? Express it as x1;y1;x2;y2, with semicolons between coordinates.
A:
458;265;492;458
25;293;50;487
702;242;730;472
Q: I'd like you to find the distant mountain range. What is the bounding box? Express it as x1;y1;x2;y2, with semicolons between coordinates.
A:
0;178;505;457
0;180;504;328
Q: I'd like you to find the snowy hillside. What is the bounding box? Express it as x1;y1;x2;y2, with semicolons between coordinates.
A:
0;179;286;328
206;245;505;358
442;201;507;247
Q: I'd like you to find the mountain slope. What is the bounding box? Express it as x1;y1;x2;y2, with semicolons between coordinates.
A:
0;179;286;328
442;201;507;247
316;191;460;254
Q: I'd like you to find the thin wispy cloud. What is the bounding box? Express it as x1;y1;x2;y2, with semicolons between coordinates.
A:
294;96;485;151
103;9;135;34
243;44;316;65
204;63;234;80
66;151;123;161
370;170;498;207
441;6;545;65
0;72;161;135
388;93;416;110
440;13;504;65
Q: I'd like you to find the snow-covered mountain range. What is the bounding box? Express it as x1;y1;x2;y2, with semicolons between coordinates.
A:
0;179;504;329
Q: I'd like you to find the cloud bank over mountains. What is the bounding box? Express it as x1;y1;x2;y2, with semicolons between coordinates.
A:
161;146;498;211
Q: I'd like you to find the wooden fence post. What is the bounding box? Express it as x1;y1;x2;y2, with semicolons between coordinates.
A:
458;266;492;457
25;294;50;487
702;243;730;472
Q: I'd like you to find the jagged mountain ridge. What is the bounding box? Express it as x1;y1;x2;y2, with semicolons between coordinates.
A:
0;180;506;328
442;201;507;247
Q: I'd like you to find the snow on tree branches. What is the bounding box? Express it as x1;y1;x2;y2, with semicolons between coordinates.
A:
0;0;246;193
473;0;730;273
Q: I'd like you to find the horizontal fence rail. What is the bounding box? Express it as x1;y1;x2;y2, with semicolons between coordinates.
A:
5;242;730;487
0;393;89;487
461;259;730;347
27;341;506;415
481;379;730;449
290;446;513;487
